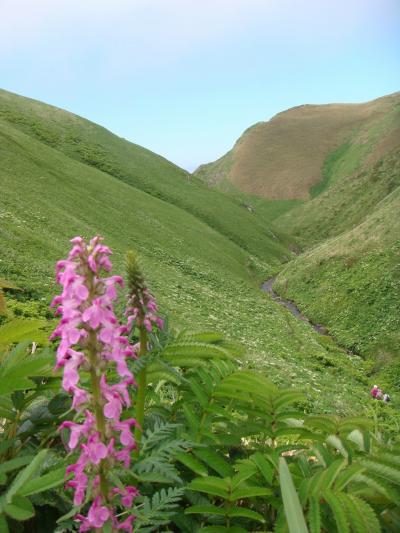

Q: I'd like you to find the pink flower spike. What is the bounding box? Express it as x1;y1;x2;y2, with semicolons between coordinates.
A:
52;237;139;523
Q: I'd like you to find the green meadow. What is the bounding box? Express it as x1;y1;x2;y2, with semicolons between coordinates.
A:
0;89;372;415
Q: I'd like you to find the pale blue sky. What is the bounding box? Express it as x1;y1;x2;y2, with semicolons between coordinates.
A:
1;0;399;170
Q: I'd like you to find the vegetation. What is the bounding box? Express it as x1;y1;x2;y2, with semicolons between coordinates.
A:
1;240;400;532
0;88;374;414
274;148;400;386
1;88;400;531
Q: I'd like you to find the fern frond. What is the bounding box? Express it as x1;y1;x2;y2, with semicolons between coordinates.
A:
141;422;181;452
134;487;185;532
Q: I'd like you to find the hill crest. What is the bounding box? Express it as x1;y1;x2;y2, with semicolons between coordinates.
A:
195;92;400;199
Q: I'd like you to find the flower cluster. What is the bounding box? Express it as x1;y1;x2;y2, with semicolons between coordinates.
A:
51;237;138;532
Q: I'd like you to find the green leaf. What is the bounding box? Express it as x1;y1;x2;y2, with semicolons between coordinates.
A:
185;504;226;516
182;404;199;434
335;464;365;491
194;448;234;477
354;472;399;501
347;429;365;451
0;377;35;395
187;476;229;499
4;496;34;521
189;377;209;408
48;393;71;415
0;456;34;476
0;513;9;533
279;457;308;533
200;526;249;533
227;507;265;522
360;457;400;485
231;464;258;489
175;452;208;476
56;506;81;524
323;489;349;533
6;449;47;503
274;390;306;410
18;466;66;497
341;494;381;533
201;526;230;533
320;459;346;490
251;452;276;484
230;486;271;501
326;435;348;458
308;496;320;533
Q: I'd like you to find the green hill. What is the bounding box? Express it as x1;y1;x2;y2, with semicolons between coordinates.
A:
0;89;290;263
0;89;369;415
195;92;400;200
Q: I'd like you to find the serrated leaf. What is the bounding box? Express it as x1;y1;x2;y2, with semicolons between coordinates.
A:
323;489;349;533
320;459;346;490
194;448;234;477
250;452;274;484
175;452;208;476
227;507;265;522
230;486;271;501
335;464;365;491
188;476;229;499
185;504;226;516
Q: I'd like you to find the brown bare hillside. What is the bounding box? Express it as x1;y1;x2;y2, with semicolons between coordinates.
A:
195;92;400;199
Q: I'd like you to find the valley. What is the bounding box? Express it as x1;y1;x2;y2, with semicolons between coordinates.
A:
1;89;399;418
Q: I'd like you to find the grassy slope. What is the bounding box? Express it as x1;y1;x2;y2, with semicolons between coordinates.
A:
0;91;369;414
195;92;400;200
274;148;400;389
278;148;400;247
0;89;290;264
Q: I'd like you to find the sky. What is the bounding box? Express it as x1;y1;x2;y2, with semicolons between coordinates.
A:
1;0;399;171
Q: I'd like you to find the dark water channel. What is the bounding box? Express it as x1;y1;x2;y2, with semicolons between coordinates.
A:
261;277;328;335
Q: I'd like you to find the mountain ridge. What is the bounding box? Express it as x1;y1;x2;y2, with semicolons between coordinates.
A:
195;91;400;200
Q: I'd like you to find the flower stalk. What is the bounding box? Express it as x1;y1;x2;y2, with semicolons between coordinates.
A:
125;251;163;456
51;237;139;532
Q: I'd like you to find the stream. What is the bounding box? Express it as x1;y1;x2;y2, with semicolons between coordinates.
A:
261;277;328;335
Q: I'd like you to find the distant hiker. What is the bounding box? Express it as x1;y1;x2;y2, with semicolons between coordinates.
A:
383;393;391;403
371;385;383;400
